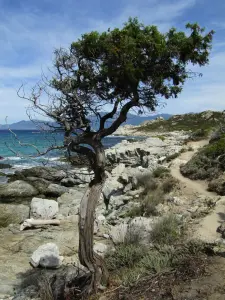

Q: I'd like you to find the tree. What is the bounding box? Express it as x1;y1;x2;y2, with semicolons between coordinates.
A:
20;18;214;296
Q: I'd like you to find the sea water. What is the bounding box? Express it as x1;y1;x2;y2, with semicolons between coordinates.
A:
0;130;141;169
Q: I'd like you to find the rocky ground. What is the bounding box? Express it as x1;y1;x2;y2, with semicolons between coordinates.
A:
0;126;225;299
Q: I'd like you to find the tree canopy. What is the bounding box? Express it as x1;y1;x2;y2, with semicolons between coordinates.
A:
49;18;214;138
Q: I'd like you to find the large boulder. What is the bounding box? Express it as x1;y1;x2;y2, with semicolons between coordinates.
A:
61;177;78;187
25;177;51;194
46;184;68;197
30;198;58;219
30;243;63;268
0;163;12;169
0;180;38;200
0;204;29;227
9;167;67;183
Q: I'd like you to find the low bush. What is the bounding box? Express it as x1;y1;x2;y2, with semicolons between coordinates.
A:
161;177;177;193
188;128;208;141
152;167;170;178
151;214;182;245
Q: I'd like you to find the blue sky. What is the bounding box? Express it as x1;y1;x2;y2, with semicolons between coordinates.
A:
0;0;224;123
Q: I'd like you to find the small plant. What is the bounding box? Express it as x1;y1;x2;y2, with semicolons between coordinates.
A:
152;167;170;178
188;146;194;151
151;214;182;245
142;189;165;216
161;177;177;193
180;148;186;153
137;173;158;192
38;276;54;300
125;205;143;218
105;244;147;271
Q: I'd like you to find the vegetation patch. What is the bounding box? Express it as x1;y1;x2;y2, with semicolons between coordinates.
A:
151;214;182;245
152;167;170;178
137;111;225;134
181;133;225;195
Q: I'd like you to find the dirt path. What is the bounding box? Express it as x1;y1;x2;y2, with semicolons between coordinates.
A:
170;140;225;243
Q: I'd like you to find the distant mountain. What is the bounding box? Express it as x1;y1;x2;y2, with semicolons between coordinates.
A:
0;113;172;130
0;120;53;130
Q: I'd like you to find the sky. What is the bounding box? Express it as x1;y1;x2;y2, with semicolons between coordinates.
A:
0;0;224;123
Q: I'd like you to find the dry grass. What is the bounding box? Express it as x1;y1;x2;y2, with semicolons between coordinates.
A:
38;276;54;300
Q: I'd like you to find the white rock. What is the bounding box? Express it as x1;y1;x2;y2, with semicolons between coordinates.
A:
103;178;123;200
111;163;126;176
110;223;128;244
124;183;132;193
97;214;106;222
94;242;109;257
30;198;58;219
30;243;63;268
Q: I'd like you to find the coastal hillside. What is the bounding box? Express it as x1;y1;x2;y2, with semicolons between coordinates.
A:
114;110;225;136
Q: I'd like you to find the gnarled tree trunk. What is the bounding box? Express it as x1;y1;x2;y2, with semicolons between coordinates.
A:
78;144;109;295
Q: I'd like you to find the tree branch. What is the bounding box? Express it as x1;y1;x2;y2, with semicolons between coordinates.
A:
99;98;139;137
99;99;120;130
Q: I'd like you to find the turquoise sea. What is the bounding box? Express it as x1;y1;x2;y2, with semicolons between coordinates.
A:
0;130;136;170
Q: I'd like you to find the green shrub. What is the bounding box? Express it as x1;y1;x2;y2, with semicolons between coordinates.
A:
155;135;165;141
105;244;147;271
119;266;146;287
152;167;170;178
151;214;182;245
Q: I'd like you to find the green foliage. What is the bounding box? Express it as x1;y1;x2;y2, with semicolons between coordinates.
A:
151;214;182;245
152;167;170;178
52;19;214;117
